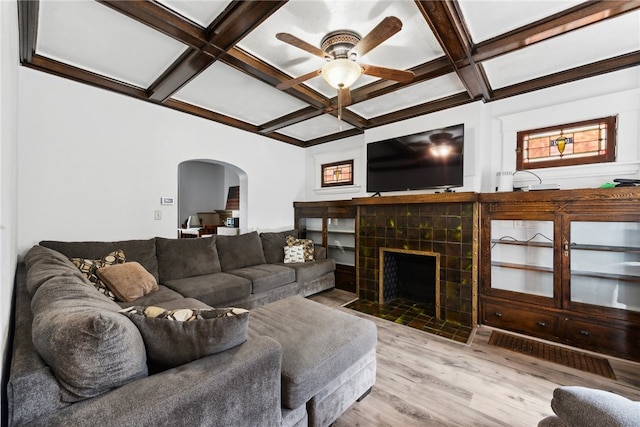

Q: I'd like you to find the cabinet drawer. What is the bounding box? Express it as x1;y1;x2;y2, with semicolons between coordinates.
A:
563;318;640;360
483;302;559;340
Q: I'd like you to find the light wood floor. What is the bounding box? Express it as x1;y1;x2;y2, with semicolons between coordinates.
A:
309;289;640;427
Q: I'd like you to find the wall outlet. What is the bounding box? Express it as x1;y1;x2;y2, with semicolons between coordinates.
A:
154;210;162;220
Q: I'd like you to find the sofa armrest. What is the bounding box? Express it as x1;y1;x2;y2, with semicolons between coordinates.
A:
33;336;283;427
314;246;327;260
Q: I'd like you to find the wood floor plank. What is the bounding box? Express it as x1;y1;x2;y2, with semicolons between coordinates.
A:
310;289;640;427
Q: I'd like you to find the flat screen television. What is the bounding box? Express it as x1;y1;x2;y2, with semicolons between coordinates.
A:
367;123;464;193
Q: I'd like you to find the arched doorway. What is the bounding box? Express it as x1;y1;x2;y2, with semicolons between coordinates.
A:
178;159;247;233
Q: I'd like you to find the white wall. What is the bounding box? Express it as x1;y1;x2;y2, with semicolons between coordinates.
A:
305;67;640;200
17;68;306;256
1;0;19;417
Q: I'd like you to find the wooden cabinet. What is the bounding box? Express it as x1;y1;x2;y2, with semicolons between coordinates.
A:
479;188;640;361
294;200;357;292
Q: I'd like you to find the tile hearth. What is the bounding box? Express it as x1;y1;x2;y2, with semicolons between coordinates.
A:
345;298;473;344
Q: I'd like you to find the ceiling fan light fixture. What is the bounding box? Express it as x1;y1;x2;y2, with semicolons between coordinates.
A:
322;58;362;89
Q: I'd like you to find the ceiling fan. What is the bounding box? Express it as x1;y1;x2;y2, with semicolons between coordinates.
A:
275;16;415;119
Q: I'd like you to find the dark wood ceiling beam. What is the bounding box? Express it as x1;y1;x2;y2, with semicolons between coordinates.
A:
258;107;323;134
204;1;287;53
101;1;287;103
491;51;640;101
18;0;39;63
164;98;258;132
414;0;492;100
349;57;454;104
366;92;473;129
98;0;206;49
222;47;329;110
262;132;306;147
305;128;364;147
146;48;215;101
474;1;640;62
27;54;148;99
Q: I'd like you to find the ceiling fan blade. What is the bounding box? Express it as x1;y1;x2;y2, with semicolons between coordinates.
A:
350;16;402;58
276;69;322;90
361;64;414;83
276;33;330;60
338;87;352;107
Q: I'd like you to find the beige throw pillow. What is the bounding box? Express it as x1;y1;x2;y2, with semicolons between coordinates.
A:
97;262;158;302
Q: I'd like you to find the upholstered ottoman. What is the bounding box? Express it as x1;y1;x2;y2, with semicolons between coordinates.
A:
249;295;377;427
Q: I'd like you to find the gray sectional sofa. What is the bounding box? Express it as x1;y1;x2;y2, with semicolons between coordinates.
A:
7;230;377;427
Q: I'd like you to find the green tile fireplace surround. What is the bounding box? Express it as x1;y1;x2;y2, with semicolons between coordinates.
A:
353;193;479;331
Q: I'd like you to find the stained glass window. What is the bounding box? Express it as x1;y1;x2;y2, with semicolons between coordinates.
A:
321;160;354;187
516;116;616;170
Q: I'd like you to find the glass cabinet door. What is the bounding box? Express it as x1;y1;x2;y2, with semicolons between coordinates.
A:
327;217;355;266
299;217;323;250
490;219;555;298
569;221;640;312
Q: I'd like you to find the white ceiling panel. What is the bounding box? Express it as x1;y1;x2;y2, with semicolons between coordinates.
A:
238;0;443;97
156;0;231;28
21;0;639;146
348;73;467;119
172;62;309;125
278;114;355;141
36;0;187;88
483;10;640;89
459;0;584;43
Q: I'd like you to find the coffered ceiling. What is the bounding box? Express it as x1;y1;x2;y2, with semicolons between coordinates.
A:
18;0;640;147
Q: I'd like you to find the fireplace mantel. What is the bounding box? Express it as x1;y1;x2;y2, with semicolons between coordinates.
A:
353;192;478;206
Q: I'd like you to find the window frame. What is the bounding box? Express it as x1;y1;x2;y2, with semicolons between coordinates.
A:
320;159;354;188
516;116;616;170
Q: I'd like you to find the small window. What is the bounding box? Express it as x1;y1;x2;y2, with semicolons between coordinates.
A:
321;160;354;187
516;116;616;170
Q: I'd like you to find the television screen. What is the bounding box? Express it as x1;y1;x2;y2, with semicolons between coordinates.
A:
366;123;464;193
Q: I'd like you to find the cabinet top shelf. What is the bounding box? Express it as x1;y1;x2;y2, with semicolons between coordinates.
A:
491;239;552;248
571;243;640;253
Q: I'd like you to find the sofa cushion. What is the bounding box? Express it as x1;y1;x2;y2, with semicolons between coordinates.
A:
260;229;297;264
121;305;249;372
163;272;252;307
40;239;159;281
228;264;296;294
280;258;336;283
30;275;148;402
156;236;221;282
71;250;126;301
549;386;640;427
216;231;266;271
249;296;377;409
97;262;159;302
24;245;86;296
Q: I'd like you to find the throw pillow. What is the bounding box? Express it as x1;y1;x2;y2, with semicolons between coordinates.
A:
286;235;314;262
96;262;159;302
71;250;126;301
284;245;305;264
121;305;249;372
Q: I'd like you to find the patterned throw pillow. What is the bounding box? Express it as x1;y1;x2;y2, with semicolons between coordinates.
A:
285;235;314;262
284;245;305;264
121;306;249;372
71;250;126;301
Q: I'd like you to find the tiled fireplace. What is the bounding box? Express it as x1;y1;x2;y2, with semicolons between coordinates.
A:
355;194;478;330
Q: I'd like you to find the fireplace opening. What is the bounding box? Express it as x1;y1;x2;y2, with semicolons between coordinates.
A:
380;248;440;319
